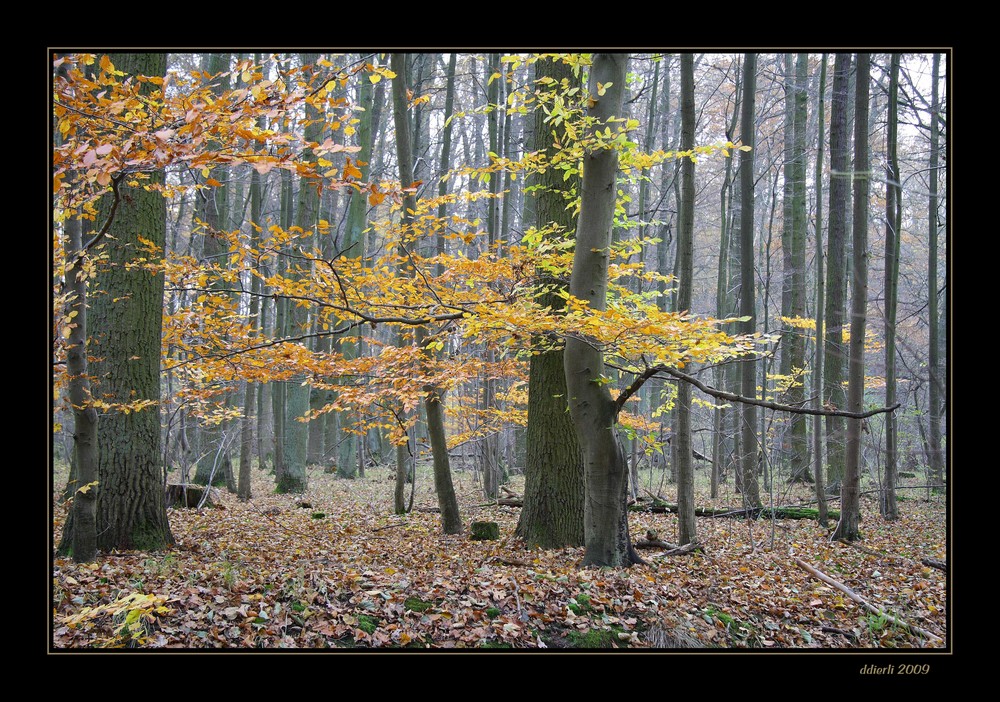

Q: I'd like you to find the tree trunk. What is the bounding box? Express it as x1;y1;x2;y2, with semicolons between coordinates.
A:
58;214;99;561
278;52;322;494
391;52;461;533
926;52;944;491
564;53;641;567
85;53;174;552
787;53;809;482
812;54;829;526
675;54;696;546
881;53;901;521
824;54;852;485
516;56;585;549
737;53;762;509
833;53;870;542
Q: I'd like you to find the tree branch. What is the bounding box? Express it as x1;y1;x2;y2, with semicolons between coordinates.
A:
614;363;899;419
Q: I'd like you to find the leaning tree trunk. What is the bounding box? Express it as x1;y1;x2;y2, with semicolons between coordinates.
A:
834;53;870;543
564;53;641;568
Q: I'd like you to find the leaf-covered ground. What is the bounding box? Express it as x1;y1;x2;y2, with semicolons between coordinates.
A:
51;462;947;650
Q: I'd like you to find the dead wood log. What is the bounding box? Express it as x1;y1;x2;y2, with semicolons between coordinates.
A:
921;558;947;572
793;558;943;645
496;498;523;507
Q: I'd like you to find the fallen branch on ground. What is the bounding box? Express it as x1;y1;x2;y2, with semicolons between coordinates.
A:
793;557;943;645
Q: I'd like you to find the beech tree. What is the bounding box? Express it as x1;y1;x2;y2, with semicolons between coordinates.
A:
834;53;870;542
564;53;643;567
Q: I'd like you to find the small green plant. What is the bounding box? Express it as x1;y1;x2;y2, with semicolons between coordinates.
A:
568;625;624;649
358;614;378;634
311;512;326;519
865;611;891;636
485;607;501;619
218;559;238;590
479;640;512;649
63;592;171;648
404;596;433;613
568;593;593;616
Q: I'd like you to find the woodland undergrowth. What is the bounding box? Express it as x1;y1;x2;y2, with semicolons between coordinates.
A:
51;461;946;650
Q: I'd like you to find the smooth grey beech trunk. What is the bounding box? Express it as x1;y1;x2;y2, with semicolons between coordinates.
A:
564;53;641;567
824;54;852;485
738;53;762;509
834;53;870;543
881;53;901;521
391;52;461;533
675;53;696;546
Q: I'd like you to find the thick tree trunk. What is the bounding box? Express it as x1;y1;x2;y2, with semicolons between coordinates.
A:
85;53;174;551
564;54;641;567
787;53;809;482
516;56;584;549
278;52;322;494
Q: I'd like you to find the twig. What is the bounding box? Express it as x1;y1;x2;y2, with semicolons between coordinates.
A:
793;557;943;645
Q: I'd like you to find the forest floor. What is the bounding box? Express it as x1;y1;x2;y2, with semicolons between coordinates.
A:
51;460;947;651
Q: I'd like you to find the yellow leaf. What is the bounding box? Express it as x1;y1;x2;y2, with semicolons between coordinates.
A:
369;73;382;84
201;167;211;178
100;55;114;74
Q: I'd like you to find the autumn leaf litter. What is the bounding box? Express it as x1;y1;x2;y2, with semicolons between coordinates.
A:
52;466;946;649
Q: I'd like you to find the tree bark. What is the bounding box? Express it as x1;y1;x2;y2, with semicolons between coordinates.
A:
675;54;696;546
516;56;585;549
737;53;762;509
812;54;829;526
881;53;901;521
833;53;870;542
564;53;642;567
926;52;944;490
391;52;461;533
86;53;174;551
824;54;852;485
